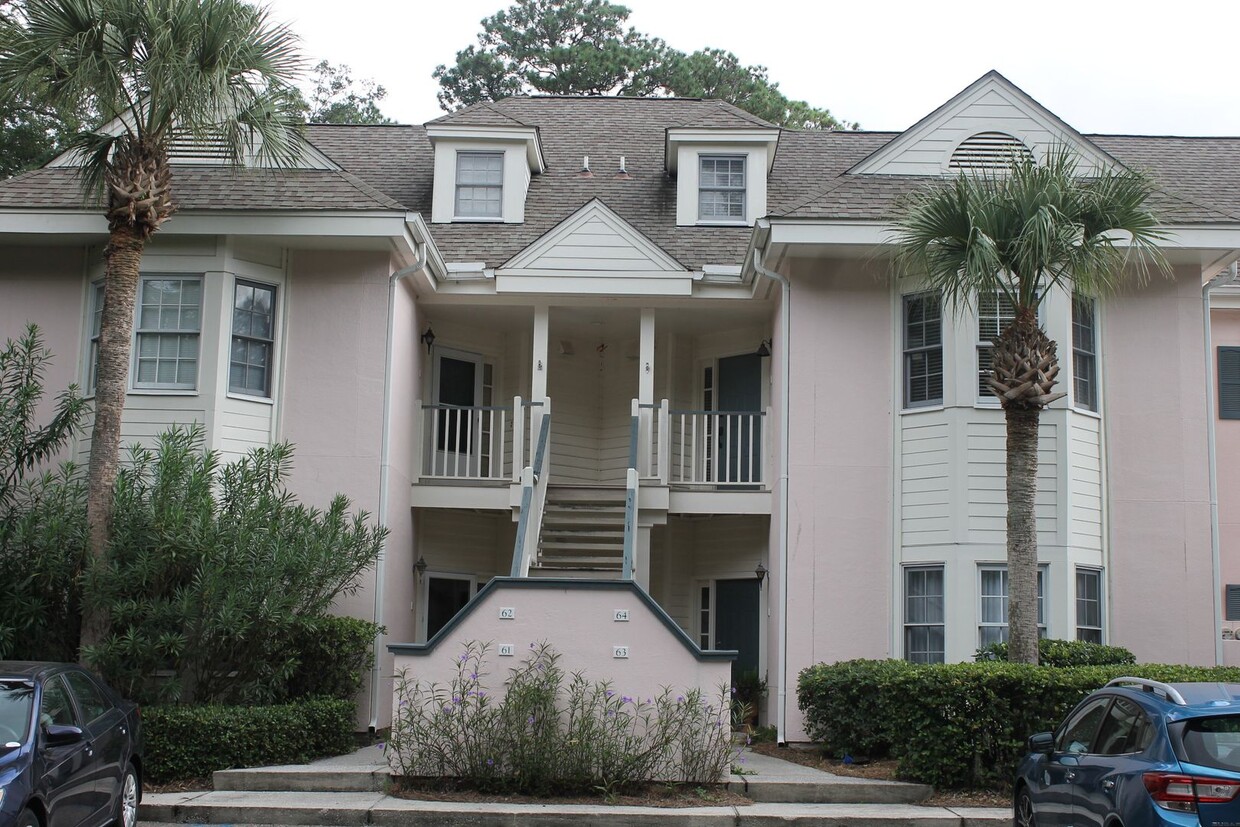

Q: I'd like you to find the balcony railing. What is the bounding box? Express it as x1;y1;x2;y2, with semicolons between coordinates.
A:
631;399;770;487
420;396;545;481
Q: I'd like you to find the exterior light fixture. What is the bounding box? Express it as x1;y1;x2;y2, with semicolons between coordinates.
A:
756;339;772;358
414;556;428;579
755;561;768;586
420;327;436;353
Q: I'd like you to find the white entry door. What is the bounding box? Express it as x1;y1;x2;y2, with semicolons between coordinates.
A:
430;347;486;477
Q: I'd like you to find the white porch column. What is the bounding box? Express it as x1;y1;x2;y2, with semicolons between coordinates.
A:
532;305;549;402
531;306;549;454
636;525;652;591
637;309;655;472
639;308;655;404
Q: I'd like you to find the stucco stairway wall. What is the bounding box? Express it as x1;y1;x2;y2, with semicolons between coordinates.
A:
389;578;734;732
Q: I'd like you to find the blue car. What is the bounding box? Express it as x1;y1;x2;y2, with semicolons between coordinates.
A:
0;662;142;827
1016;677;1240;827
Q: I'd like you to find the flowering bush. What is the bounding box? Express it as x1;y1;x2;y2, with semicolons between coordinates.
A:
387;641;736;794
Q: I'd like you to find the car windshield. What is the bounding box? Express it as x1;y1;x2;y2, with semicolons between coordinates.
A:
0;680;34;745
1181;716;1240;771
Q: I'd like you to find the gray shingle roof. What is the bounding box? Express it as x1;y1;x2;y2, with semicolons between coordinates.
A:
3;97;1238;265
0;165;404;212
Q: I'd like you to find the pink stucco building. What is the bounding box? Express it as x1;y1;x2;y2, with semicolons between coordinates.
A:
3;71;1240;742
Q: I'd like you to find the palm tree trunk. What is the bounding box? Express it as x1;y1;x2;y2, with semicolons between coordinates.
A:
80;225;145;661
1006;403;1040;664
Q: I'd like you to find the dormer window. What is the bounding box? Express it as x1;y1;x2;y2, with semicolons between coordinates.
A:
455;151;504;219
699;155;746;221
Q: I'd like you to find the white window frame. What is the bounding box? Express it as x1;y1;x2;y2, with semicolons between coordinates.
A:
978;564;1047;648
903;292;943;409
698;154;746;222
1075;567;1104;643
1072;295;1099;413
229;278;277;399
132;275;203;391
904;565;945;664
418;570;478;642
454;150;504;219
696;580;713;650
977;288;1017;404
86;280;104;395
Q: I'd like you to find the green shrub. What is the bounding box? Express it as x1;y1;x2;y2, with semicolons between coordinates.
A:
144;697;356;783
975;638;1135;667
286;615;382;701
0;325;88;661
798;660;1240;789
85;426;386;706
388;642;737;794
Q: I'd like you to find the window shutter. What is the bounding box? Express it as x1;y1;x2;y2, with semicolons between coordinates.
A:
1220;348;1240;420
1227;584;1240;621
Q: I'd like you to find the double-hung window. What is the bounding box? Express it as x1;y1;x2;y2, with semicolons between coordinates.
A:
1073;295;1098;412
903;292;943;408
134;276;201;390
979;564;1046;647
87;281;104;393
230;280;277;397
905;566;945;663
1076;568;1103;643
455;151;503;219
698;155;745;221
977;288;1016;401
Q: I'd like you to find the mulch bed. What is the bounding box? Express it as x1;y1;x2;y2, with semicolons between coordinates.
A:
748;742;1011;808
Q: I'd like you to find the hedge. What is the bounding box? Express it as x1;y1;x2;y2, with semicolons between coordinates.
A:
798;659;1240;790
144;697;357;783
285;615;382;701
975;638;1135;667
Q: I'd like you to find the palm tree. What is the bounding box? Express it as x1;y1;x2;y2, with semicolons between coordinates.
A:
0;0;304;656
891;147;1168;664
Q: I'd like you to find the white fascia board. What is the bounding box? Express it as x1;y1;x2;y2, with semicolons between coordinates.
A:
494;274;693;296
665;127;780;173
0;208;412;241
425;124;546;173
405;212;448;281
768;220;889;246
766;219;1240;254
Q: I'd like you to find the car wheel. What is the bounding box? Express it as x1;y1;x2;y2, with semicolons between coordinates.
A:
1015;786;1037;827
112;764;139;827
16;808;39;827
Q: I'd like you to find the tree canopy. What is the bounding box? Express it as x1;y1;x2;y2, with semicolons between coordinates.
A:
297;60;395;125
434;0;857;130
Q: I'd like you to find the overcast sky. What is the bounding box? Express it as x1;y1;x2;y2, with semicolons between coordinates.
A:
264;0;1240;136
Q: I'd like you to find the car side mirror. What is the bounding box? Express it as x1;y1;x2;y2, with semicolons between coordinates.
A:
43;724;84;747
1028;731;1055;755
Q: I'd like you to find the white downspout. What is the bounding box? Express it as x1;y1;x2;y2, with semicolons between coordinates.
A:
1204;261;1239;667
752;247;791;746
368;240;428;732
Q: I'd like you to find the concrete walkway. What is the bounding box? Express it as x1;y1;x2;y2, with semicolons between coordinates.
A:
141;746;1011;826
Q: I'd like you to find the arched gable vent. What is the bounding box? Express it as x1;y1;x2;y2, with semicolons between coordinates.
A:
949;131;1034;172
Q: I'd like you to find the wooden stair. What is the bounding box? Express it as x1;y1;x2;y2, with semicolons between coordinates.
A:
532;486;627;577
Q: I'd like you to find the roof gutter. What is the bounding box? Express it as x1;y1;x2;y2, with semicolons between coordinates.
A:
368;235;428;733
1204;260;1239;666
750;228;790;747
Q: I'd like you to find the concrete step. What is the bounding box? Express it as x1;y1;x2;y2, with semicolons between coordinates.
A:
539;540;624;553
213;766;386;793
542;510;626;525
545;487;626;504
143;792;1010;827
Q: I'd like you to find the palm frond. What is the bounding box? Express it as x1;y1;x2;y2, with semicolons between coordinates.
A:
890;143;1170;315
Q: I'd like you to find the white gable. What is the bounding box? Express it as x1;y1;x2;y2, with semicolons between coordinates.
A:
497;199;691;296
852;71;1119;177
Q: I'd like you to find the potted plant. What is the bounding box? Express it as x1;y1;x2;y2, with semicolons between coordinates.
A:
732;669;768;730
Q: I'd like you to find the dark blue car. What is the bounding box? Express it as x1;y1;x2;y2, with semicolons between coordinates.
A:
1016;677;1240;827
0;662;141;827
